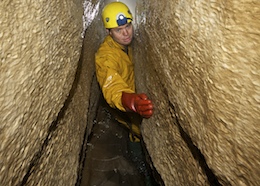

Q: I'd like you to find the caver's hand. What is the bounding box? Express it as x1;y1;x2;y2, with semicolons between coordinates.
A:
121;92;154;118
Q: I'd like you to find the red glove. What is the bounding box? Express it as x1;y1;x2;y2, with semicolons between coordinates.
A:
121;92;154;118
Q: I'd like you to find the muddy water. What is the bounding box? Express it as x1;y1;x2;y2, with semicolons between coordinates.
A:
79;98;150;186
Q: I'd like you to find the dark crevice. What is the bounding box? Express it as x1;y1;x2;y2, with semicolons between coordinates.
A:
20;120;56;185
168;101;222;186
20;44;84;186
75;41;102;185
75;74;101;186
140;140;165;186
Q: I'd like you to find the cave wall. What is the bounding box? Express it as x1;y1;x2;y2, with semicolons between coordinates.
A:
134;0;260;185
0;0;88;185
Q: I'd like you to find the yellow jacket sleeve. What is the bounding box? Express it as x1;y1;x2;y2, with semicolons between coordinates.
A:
95;36;135;111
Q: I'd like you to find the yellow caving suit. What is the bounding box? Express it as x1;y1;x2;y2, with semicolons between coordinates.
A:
95;35;141;140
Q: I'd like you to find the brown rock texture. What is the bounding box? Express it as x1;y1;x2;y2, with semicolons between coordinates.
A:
0;0;85;185
134;0;260;185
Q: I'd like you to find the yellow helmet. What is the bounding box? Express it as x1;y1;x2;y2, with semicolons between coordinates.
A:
102;2;133;29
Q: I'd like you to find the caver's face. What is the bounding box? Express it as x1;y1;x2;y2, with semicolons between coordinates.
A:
109;23;134;46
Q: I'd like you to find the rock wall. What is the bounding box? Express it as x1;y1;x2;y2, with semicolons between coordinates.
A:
0;0;87;185
134;0;260;185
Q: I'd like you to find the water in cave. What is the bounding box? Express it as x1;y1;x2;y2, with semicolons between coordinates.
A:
78;97;163;186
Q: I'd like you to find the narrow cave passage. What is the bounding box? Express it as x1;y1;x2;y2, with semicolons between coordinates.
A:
77;96;163;186
78;1;163;184
0;0;257;185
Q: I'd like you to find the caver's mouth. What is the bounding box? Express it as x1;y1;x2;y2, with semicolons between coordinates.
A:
123;37;132;43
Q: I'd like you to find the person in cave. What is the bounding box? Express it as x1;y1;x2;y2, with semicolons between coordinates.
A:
95;1;154;184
